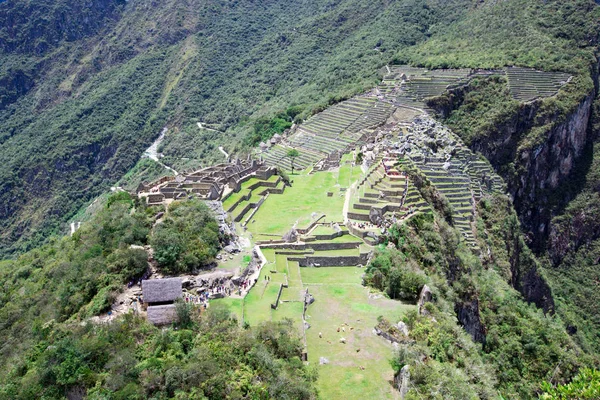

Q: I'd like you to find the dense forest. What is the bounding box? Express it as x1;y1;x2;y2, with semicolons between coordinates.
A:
0;192;317;399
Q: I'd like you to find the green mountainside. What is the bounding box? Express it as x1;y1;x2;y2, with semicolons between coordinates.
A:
0;0;467;257
2;0;600;399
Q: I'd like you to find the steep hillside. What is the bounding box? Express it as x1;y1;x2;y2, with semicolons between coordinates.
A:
0;0;469;257
407;0;600;359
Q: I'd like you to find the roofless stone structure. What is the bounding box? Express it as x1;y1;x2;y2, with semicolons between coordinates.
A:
137;157;277;206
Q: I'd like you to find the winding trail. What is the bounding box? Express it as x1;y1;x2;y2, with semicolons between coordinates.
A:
218;146;229;160
143;127;179;175
197;122;222;134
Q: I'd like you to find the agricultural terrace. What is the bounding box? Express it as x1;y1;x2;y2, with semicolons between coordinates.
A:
214;64;572;398
219;158;414;398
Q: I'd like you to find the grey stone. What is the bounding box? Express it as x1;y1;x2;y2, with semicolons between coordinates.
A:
282;228;298;242
319;357;329;365
417;284;433;315
369;208;384;225
397;321;409;336
394;365;410;399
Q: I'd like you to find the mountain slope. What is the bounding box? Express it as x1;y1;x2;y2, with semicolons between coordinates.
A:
0;0;469;257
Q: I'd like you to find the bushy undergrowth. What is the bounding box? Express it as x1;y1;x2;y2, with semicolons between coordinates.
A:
0;192;314;398
150;200;221;274
365;197;597;398
0;306;316;400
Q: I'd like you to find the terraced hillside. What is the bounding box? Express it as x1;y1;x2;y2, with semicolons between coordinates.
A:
505;66;572;101
218;105;512;398
258;96;395;171
388;65;572;107
221;173;286;224
399;117;505;250
256;64;573;173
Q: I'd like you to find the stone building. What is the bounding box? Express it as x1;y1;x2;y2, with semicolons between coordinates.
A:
142;277;182;325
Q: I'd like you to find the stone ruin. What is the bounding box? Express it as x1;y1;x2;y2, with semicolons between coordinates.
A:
136;157;277;206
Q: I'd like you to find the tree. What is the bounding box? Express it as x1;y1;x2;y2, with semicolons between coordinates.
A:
286;149;300;175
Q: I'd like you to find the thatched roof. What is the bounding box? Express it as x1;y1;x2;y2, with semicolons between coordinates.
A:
142;278;182;303
147;304;178;325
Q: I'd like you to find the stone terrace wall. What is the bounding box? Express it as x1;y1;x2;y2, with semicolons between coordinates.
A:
289;253;370;267
259;241;360;251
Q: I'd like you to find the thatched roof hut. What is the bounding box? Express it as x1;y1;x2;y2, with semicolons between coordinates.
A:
147;304;178;325
142;278;182;304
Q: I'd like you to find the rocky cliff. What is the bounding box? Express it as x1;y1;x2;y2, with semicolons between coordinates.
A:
431;67;598;254
427;71;600;312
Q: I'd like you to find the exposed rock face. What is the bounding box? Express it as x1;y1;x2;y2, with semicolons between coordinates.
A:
507;94;595;252
431;74;597;253
282;228;298;242
429;68;599;313
394;365;410;399
417;285;432;315
455;299;486;344
547;195;600;266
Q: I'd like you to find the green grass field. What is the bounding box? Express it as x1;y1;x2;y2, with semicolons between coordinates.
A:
250;170;346;236
227;165;414;398
300;266;364;285
304;276;411;399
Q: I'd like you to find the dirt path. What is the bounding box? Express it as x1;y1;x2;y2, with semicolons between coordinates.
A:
218;146;229;160
343;182;357;224
143;127;179;175
197;122;221;134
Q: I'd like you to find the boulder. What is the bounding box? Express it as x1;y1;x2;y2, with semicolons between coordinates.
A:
282;228;298;242
394;365;410;399
305;292;315;305
223;244;238;254
417;285;433;315
397;321;409;336
369;208;384;225
319;357;329;365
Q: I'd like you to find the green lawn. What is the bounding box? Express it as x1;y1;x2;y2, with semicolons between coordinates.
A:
216;251;249;270
311;225;339;236
300;266;364;285
222;188;251;211
243;280;281;326
249;171;347;236
337;156;362;189
304;283;412;400
211;297;244;322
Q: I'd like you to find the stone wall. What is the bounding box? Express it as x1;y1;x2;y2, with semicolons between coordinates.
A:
243;194;268;225
289;252;370;267
271;283;285;309
259;241;360;251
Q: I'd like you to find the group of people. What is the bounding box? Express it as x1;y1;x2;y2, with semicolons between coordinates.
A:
128;270;152;289
239;279;254;293
184;292;209;309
